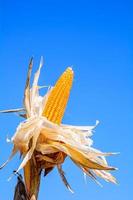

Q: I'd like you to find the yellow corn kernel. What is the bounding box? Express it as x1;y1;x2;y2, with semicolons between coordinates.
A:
42;67;74;124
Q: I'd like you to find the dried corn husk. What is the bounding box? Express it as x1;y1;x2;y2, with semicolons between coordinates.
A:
0;58;117;196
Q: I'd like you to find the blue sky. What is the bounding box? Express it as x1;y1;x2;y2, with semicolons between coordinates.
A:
0;0;132;199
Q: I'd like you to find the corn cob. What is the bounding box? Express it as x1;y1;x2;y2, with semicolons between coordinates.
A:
24;67;74;198
42;67;74;124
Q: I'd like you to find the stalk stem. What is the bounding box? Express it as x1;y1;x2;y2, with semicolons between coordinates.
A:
24;154;42;199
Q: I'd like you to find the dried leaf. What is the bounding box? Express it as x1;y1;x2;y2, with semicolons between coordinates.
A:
0;146;17;169
57;164;74;193
13;172;28;200
48;141;116;171
0;108;25;114
23;57;33;117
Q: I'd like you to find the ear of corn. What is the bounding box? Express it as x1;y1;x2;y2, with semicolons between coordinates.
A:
42;67;74;124
24;67;74;197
